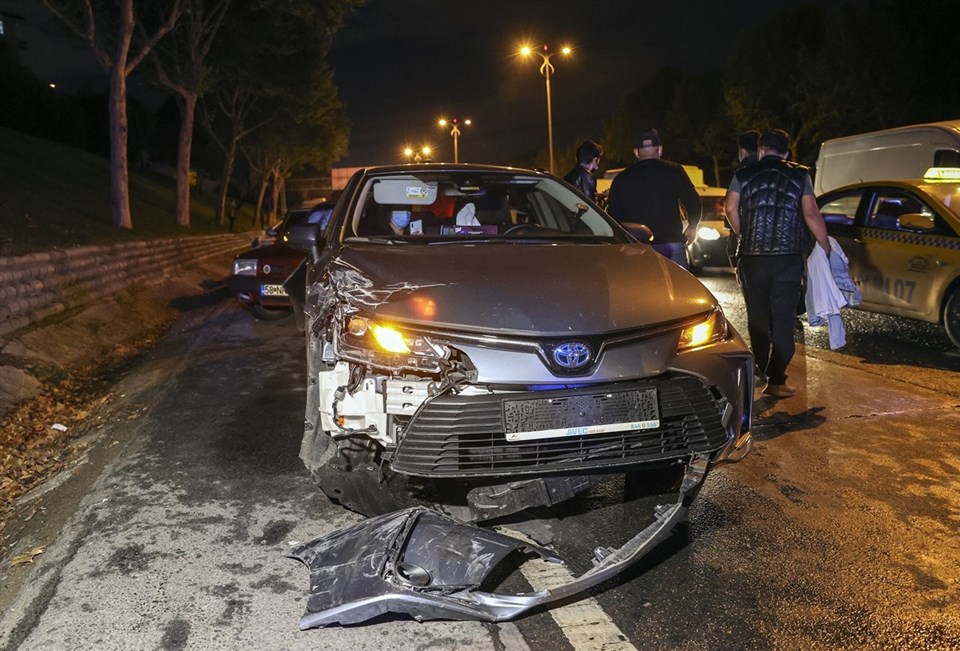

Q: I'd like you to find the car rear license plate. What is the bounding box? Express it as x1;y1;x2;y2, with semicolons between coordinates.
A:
503;388;659;442
261;284;287;297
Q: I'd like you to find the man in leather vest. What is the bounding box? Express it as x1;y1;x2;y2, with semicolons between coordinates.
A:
725;129;830;398
563;140;603;202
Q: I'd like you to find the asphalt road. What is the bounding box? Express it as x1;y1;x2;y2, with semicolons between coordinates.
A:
1;272;959;650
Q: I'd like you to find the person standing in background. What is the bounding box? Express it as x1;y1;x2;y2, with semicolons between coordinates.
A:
563;140;603;202
607;128;701;269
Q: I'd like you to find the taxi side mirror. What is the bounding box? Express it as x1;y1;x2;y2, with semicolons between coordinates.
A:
897;213;935;231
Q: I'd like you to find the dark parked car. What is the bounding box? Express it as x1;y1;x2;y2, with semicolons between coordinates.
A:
228;202;334;319
283;163;754;626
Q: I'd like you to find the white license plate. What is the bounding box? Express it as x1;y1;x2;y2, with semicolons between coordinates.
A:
261;284;287;297
503;388;660;442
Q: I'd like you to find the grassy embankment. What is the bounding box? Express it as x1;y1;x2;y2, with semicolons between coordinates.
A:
0;126;257;256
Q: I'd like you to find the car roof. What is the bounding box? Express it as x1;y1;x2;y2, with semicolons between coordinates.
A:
354;162;550;177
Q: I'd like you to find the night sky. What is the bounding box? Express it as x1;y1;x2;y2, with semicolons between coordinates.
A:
6;0;834;168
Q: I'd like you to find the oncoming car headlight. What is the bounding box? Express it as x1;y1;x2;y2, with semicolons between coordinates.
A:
341;316;449;371
677;308;730;351
233;259;258;276
696;226;722;241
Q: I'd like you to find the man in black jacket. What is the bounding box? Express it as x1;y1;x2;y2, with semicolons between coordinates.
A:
607;128;701;269
725;129;830;398
563;140;603;202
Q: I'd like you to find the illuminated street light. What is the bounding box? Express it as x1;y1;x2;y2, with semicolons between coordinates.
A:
438;117;472;163
519;43;572;174
403;145;433;163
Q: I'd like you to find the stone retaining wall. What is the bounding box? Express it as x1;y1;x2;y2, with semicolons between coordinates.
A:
0;233;253;342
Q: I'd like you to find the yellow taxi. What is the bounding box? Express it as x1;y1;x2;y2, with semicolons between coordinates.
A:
817;167;960;347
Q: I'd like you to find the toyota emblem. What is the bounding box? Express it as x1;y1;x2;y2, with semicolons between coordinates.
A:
553;342;591;369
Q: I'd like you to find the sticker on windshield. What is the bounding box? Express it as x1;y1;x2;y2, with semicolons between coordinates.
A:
405;186;430;199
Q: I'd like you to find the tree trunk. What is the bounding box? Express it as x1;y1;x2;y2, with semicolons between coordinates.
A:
108;64;133;230
175;92;197;227
215;136;239;226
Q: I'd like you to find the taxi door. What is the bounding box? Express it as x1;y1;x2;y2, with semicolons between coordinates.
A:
854;188;948;319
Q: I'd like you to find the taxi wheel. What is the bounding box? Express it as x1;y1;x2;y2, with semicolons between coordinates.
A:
944;288;960;348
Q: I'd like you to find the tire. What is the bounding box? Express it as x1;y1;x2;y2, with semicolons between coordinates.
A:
686;248;703;276
944;287;960;348
251;303;292;320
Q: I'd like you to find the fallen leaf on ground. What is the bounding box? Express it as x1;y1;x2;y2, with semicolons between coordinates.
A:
10;546;45;566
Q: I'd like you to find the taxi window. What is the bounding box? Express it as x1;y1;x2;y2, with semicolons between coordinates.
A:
867;192;931;231
820;191;861;225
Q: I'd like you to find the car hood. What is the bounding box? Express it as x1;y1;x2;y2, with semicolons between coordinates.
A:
330;242;717;335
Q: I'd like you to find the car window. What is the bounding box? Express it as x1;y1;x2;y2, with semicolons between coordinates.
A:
700;196;725;220
819;191;862;225
349;173;618;240
867;191;933;231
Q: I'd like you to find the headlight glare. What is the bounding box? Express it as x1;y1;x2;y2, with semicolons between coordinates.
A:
339;317;448;371
697;226;721;241
233;259;258;276
371;324;411;353
678;308;730;351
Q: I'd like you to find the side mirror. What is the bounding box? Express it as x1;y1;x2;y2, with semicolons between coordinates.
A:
287;223;323;261
620;221;655;244
897;213;935;231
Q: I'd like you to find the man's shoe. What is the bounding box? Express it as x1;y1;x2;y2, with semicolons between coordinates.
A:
762;382;796;398
754;366;768;385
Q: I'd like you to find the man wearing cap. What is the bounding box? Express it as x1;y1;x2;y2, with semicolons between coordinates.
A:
607;128;701;269
725;128;830;399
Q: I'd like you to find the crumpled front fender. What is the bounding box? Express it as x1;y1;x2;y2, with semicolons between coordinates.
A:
288;453;708;627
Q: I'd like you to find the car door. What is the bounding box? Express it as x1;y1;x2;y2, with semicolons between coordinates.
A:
850;187;950;318
820;188;872;299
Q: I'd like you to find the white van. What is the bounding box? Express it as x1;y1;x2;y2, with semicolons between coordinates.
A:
814;120;960;195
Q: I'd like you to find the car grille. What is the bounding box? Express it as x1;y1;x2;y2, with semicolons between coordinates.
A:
390;375;727;478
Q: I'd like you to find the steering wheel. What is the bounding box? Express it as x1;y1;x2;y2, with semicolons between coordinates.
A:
502;223;545;236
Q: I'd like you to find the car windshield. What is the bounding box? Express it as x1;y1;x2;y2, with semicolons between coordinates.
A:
346;171;622;242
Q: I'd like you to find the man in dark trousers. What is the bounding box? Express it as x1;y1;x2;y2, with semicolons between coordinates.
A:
607;128;701;269
563;140;603;202
725;128;830;398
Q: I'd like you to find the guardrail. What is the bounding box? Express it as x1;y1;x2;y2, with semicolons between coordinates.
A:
0;233;253;342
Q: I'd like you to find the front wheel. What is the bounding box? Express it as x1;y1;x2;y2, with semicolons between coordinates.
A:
943;287;960;348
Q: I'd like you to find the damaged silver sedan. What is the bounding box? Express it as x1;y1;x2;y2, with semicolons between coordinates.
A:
284;163;753;627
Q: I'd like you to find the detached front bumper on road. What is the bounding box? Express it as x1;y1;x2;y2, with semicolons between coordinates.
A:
288;453;709;627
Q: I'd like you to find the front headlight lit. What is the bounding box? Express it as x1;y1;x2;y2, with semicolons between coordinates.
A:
697;226;722;241
371;324;410;353
233;259;258;276
678;308;730;351
340;317;448;371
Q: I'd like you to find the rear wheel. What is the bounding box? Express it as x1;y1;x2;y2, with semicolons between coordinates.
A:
251;303;292;320
944;287;960;348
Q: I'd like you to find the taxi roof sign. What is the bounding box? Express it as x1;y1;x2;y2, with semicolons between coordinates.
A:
923;167;960;181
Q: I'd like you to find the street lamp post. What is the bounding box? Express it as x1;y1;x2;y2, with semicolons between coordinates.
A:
438;118;471;163
403;145;432;163
519;44;571;175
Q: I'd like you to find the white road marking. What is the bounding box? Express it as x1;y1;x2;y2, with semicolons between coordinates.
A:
500;528;638;651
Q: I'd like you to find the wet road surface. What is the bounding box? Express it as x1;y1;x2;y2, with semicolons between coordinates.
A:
1;273;958;650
